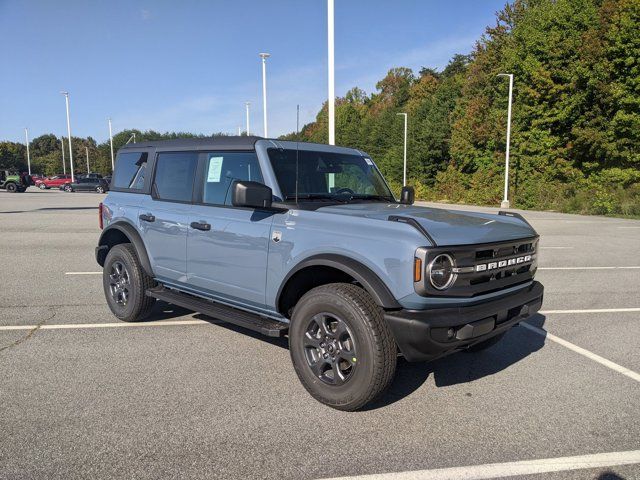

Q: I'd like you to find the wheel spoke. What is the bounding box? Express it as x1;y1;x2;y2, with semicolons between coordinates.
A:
331;361;345;385
337;351;356;365
303;332;321;348
334;319;348;339
308;357;327;378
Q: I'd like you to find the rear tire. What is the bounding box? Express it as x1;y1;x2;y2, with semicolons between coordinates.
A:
96;186;105;193
38;183;47;190
289;283;397;411
103;243;156;322
5;182;17;193
64;184;72;192
464;332;507;352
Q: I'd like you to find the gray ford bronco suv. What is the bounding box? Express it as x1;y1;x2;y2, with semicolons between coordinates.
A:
96;136;543;410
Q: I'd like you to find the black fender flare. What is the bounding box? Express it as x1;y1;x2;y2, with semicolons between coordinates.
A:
277;254;401;310
96;220;154;277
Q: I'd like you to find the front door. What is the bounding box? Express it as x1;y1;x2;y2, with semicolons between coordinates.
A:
140;151;198;285
187;151;273;310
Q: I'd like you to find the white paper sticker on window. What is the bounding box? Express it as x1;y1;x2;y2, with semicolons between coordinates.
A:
207;157;223;183
364;158;373;165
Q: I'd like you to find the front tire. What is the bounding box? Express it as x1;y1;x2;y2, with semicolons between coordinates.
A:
96;186;105;193
5;182;17;193
103;243;156;322
38;183;47;190
63;184;72;192
289;283;397;411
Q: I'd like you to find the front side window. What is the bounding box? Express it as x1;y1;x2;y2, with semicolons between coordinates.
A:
153;152;198;202
267;148;393;202
202;152;263;205
113;152;148;190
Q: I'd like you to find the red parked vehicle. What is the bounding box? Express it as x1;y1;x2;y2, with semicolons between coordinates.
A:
36;174;72;189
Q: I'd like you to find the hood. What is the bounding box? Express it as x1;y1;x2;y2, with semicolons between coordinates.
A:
316;203;536;246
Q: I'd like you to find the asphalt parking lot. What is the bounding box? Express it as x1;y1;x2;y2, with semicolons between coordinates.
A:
1;188;639;480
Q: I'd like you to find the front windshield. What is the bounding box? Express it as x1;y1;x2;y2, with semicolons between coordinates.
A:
267;148;394;202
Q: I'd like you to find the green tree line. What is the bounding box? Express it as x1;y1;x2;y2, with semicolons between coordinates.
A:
0;130;229;178
283;0;640;216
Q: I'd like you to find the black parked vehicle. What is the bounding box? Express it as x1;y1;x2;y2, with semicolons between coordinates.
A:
62;177;109;193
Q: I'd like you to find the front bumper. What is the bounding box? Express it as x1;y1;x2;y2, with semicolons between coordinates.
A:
385;281;543;362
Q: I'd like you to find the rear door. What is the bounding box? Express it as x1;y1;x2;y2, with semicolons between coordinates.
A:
139;151;198;285
187;151;273;310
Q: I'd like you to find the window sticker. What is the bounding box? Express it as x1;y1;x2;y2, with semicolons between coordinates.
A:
207;156;223;183
364;158;373;166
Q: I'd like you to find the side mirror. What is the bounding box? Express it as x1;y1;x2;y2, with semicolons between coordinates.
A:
399;186;415;205
232;180;273;209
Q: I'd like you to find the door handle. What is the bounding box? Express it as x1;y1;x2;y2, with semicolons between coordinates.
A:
190;221;211;231
139;213;155;222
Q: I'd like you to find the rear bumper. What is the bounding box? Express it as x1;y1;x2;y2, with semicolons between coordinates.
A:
385;281;544;362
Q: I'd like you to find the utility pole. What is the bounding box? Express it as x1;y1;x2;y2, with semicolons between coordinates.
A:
259;53;270;137
85;147;90;173
61;137;66;175
327;0;335;145
61;92;75;182
396;113;408;186
497;73;514;208
245;102;250;136
108;118;115;171
24;128;31;175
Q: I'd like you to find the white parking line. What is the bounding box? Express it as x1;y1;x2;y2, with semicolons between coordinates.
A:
65;271;101;275
319;449;640;480
538;266;640;270
521;322;640;383
540;307;640;314
0;320;210;331
538;246;574;249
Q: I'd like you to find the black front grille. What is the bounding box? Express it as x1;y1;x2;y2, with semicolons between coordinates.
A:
416;237;539;298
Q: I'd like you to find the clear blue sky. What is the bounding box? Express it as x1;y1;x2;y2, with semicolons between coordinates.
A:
0;0;506;143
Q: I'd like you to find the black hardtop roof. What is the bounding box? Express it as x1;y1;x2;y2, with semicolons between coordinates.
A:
120;135;264;151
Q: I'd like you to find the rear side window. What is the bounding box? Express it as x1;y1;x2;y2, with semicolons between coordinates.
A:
113;152;148;190
153;152;198;203
202;152;263;205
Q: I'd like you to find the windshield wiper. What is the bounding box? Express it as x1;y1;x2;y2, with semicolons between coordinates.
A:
284;194;337;201
350;194;394;202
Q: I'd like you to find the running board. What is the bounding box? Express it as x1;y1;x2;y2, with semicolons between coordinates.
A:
146;287;288;337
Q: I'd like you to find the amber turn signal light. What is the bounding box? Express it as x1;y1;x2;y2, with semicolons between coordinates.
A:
414;257;422;282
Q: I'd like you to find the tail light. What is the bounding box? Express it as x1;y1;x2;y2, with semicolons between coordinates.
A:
98;202;104;230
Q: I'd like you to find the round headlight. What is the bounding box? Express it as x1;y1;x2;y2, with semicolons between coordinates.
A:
427;254;457;290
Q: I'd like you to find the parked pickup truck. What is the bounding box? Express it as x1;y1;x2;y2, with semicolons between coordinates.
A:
96;137;543;411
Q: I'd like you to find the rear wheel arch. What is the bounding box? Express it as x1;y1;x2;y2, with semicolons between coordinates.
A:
276;254;401;317
97;222;154;277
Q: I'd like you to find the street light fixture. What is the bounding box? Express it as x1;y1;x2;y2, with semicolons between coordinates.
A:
24;128;32;175
61;91;75;182
497;73;514;209
327;0;335;145
259;53;270;137
108;118;115;171
245;102;251;136
396;113;408;186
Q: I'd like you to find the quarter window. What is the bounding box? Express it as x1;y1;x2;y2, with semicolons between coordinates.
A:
153;152;198;203
113;152;148;190
201;152;263;205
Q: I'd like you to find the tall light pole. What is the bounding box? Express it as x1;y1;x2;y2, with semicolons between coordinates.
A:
61;91;75;182
396;113;408;186
24;128;32;175
259;53;270;137
85;147;90;173
108;118;115;171
60;137;66;175
497;73;513;208
327;0;335;145
245;102;251;136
